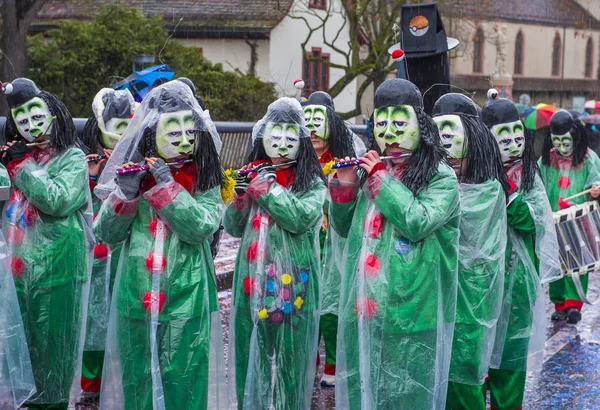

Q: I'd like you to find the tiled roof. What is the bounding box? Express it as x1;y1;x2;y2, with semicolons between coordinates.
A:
36;0;293;28
439;0;600;29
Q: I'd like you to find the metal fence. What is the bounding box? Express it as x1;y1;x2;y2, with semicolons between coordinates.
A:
0;118;369;169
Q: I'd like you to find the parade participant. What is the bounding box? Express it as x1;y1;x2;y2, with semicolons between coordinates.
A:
224;97;326;409
330;78;460;409
79;88;135;398
482;97;561;410
1;77;93;409
431;93;508;410
304;91;358;386
539;110;600;324
94;81;227;409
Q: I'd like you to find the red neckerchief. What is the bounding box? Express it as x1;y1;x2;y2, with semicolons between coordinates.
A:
140;162;196;194
31;146;56;165
549;148;586;171
319;150;333;165
386;160;409;181
248;159;295;188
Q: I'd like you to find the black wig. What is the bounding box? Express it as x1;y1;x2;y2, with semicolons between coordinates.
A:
542;110;588;168
369;78;447;195
305;91;355;159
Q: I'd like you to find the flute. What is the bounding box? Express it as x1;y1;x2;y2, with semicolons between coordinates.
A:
116;159;193;175
331;153;412;169
237;160;297;175
0;142;48;152
87;154;107;163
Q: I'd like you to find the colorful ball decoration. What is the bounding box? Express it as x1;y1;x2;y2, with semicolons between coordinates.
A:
299;96;308;106
391;48;405;62
558;176;571;189
1;82;13;94
293;78;305;90
142;291;166;313
145;251;167;274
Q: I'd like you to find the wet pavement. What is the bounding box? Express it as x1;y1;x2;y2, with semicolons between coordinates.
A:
72;233;600;409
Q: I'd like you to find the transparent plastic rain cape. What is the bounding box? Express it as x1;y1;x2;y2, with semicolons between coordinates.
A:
449;180;506;385
223;97;326;409
0;227;36;408
95;81;227;410
331;162;459;410
92;88;136;145
490;170;555;374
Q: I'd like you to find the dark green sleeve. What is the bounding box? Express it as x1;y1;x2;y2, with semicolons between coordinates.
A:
506;192;536;237
223;194;252;238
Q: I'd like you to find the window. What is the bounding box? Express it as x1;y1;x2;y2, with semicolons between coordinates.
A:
302;47;330;96
308;0;326;10
552;33;562;76
514;30;524;75
585;37;594;78
472;28;484;73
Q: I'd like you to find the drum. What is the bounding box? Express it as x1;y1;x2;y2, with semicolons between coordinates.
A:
553;201;600;276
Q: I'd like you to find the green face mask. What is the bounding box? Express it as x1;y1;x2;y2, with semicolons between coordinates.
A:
155;111;196;160
304;105;329;140
11;97;54;142
433;114;467;159
551;132;573;156
373;105;420;152
263;122;301;160
100;118;130;149
490;120;525;163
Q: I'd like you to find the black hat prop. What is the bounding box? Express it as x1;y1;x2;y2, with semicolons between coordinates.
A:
432;93;479;117
176;77;206;111
374;78;423;109
2;78;42;109
481;98;520;128
543;109;588;168
102;91;134;123
306;91;334;110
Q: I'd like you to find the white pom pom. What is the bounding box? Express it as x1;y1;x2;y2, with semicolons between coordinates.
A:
293;78;305;90
2;83;13;94
487;88;499;100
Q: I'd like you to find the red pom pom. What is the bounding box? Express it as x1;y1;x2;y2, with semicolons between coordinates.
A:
252;213;265;232
364;254;381;277
246;241;261;262
148;217;168;239
558;197;571;210
391;48;404;61
355;297;378;318
142;291;166;313
366;213;384;238
558;176;571;189
94;243;109;259
145;252;167;273
7;226;24;246
243;276;257;296
22;204;37;227
11;257;25;277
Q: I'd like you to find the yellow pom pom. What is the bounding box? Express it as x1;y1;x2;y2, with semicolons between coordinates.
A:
281;273;292;284
220;168;239;204
257;308;269;320
294;296;304;309
322;160;335;176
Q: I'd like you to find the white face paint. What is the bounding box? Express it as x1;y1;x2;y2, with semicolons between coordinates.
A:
155;110;196;160
263;122;301;160
434;114;467;159
100;117;131;149
11;97;54;142
551;132;574;157
490;120;525;163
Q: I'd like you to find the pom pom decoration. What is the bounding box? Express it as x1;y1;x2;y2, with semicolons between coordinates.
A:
487;88;499;100
142;291;166;313
221;168;238;204
558;176;571;189
293;78;305;90
391;48;405;62
355;297;378;318
1;82;13;94
558;197;572;210
11;257;25;277
322;160;336;176
243;276;258;297
299;97;308;106
94;243;109;259
145;252;167;274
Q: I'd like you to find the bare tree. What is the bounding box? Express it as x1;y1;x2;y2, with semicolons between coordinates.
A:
1;0;48;112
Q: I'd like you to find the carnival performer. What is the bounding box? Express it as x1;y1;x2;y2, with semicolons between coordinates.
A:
482;97;561;410
304;91;358;386
539;109;600;324
431;93;508;410
1;77;93;409
78;88;135;398
224;97;326;410
330;78;460;409
94;81;227;410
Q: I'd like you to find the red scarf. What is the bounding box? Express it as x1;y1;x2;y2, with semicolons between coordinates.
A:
140;162;197;194
248;159;295;188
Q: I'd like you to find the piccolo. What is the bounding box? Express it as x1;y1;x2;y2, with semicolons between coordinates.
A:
116;159;193;175
0;142;48;152
87;154;107;163
237;160;297;175
331;153;412;169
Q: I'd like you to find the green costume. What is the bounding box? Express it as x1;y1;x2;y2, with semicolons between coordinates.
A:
330;163;460;409
538;149;600;309
4;147;92;408
224;172;325;410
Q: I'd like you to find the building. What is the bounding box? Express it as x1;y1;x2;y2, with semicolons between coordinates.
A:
440;0;600;108
36;0;365;121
